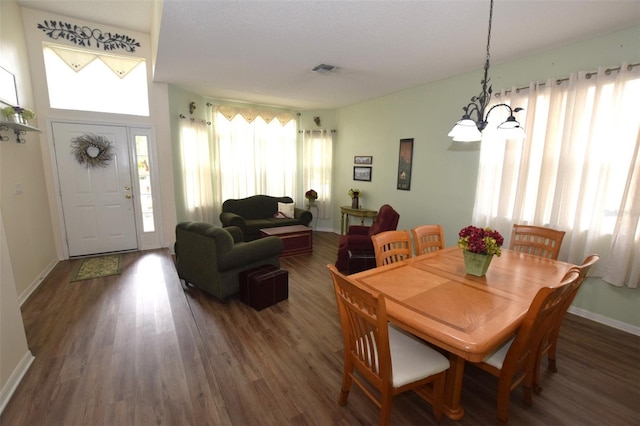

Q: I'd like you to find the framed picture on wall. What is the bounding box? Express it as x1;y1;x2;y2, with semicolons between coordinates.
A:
0;66;18;107
397;138;413;190
354;155;373;164
353;166;372;182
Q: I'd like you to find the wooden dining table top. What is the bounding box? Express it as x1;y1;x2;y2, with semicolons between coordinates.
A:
350;247;576;362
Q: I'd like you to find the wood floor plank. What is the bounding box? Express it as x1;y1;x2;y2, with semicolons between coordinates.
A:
2;235;639;425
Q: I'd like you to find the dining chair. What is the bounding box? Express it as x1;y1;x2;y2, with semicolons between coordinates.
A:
371;230;412;267
510;224;566;260
326;264;450;425
472;269;580;424
532;254;600;394
411;224;445;256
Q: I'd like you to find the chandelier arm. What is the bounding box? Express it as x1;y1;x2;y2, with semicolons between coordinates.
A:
485;103;515;119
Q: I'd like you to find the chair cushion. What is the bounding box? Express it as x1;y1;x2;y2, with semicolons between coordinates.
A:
388;325;450;387
483;336;515;370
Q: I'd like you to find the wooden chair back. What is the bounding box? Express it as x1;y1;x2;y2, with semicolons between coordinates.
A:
510;224;566;260
327;264;448;424
371;230;412;267
475;269;580;423
329;264;391;393
532;255;600;392
411;224;445;256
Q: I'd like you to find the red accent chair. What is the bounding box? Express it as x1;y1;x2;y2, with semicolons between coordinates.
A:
335;204;400;273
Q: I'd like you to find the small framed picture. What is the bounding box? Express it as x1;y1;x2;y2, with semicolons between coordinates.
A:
353;166;372;182
0;66;18;106
397;138;413;190
354;155;373;164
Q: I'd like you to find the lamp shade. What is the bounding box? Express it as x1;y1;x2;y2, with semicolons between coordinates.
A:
497;117;526;139
448;119;482;142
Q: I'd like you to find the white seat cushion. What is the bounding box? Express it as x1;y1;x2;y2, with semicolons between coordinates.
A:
388;325;450;388
483;336;515;370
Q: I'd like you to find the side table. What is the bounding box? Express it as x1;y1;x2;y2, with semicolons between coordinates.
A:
340;206;377;234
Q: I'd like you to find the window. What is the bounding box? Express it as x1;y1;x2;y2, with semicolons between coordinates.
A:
43;44;149;116
175;106;298;224
473;63;640;287
302;129;333;219
179;118;214;223
135;135;155;232
213;109;297;202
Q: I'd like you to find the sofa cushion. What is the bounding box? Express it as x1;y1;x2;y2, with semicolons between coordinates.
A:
277;202;295;218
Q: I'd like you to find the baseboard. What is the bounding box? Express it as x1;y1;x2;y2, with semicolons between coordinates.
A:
18;258;58;306
0;350;35;415
314;226;336;233
568;306;640;336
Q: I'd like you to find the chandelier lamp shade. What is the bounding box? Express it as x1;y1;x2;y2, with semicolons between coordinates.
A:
448;0;525;142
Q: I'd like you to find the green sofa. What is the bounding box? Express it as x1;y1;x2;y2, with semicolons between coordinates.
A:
175;221;284;300
219;195;313;241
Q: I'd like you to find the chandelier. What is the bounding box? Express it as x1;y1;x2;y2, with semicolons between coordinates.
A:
448;0;525;142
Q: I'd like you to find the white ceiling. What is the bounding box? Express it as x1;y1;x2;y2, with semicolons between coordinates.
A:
16;0;640;110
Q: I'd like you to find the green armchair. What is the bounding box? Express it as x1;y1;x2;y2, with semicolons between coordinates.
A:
175;221;284;300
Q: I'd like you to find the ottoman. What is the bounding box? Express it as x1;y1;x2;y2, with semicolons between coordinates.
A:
239;264;289;310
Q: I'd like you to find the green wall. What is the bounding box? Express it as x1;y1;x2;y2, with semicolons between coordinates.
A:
332;25;640;329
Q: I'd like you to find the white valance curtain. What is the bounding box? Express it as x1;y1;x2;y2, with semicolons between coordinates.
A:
216;105;297;126
301;130;334;219
46;44;143;78
472;63;640;288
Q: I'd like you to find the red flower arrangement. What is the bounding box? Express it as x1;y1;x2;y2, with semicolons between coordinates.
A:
305;189;318;201
458;225;504;256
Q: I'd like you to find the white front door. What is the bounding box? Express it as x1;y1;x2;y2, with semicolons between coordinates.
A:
52;122;138;257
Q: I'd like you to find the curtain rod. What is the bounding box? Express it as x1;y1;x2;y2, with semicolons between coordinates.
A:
299;129;336;133
179;114;211;125
496;62;639;96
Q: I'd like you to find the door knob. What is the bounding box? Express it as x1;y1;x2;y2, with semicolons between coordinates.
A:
125;194;132;199
124;186;131;190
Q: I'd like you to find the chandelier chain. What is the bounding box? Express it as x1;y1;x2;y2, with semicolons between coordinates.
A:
485;0;493;68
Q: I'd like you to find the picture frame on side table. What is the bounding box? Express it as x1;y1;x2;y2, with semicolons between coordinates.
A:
397;138;413;190
353;166;372;182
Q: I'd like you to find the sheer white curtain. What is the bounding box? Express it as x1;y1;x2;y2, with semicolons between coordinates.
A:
212;108;298;206
178;118;216;223
473;63;640;288
301;129;333;219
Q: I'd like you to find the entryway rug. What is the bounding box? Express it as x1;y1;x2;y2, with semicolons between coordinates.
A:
71;254;121;282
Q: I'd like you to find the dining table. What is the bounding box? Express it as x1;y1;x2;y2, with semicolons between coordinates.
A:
349;246;576;420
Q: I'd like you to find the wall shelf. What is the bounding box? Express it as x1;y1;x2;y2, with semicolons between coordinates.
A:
0;121;41;143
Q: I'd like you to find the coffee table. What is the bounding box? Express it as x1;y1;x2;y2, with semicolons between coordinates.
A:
260;225;312;257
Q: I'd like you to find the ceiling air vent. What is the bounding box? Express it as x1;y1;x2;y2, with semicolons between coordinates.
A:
312;64;336;74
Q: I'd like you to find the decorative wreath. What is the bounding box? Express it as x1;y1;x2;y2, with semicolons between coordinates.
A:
71;134;114;168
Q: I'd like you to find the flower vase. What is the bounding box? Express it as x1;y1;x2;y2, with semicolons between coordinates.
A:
463;250;493;277
351;196;359;209
8;114;24;124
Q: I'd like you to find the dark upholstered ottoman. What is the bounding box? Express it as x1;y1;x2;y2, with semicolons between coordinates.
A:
347;250;376;274
239;264;289;310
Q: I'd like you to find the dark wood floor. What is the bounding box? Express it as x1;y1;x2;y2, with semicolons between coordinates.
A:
2;231;639;425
